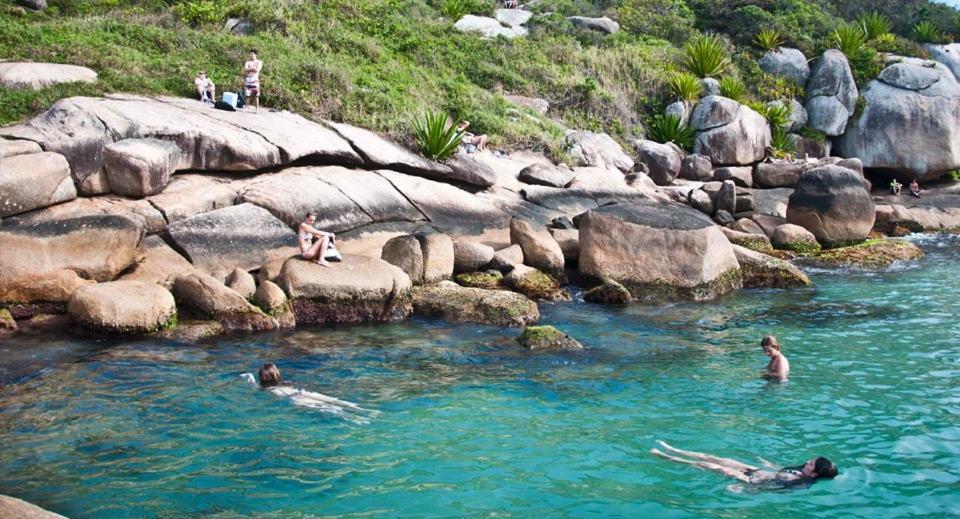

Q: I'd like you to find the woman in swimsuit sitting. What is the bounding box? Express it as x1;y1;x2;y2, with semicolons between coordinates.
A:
299;212;335;267
651;440;838;489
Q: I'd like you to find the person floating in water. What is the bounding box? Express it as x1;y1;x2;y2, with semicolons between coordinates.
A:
243;363;378;423
761;335;789;381
650;440;838;489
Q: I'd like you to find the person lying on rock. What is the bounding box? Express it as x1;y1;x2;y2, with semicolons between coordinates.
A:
194;70;216;103
910;179;922;198
761;335;789;381
890;179;902;196
650;440;838;489
299;212;335;267
457;120;488;152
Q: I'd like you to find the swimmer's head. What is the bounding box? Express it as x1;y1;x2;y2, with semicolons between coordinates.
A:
803;457;838;479
258;363;282;387
761;336;780;355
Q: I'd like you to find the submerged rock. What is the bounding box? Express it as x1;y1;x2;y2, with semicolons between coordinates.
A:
504;264;568;301
802;239;924;269
732;245;811;289
582;278;632;304
413;282;539;327
517;325;584;351
67;281;176;334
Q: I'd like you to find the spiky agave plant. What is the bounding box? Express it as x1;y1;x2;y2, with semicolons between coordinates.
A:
682;34;731;78
718;76;747;102
830;24;866;56
666;72;702;102
412;111;464;161
754;28;783;51
763;103;796;157
912;21;942;44
858;12;892;41
647;114;695;151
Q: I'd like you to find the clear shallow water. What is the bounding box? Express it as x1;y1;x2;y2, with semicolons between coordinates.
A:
1;236;959;518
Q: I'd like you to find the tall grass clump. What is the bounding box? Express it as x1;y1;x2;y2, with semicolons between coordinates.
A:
647;113;695;150
718;76;746;102
412;112;463;160
858;12;892;41
753;29;783;51
830;24;867;56
682;34;731;78
666;72;702;102
912;21;942;44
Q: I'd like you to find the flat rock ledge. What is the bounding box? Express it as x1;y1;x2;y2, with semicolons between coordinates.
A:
0;61;97;90
412;281;539;327
799;239;924;269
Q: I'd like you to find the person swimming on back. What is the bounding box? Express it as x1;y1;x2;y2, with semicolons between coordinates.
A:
761;335;789;381
244;363;378;423
650;440;838;489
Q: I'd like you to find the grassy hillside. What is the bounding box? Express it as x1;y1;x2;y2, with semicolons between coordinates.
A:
0;0;957;159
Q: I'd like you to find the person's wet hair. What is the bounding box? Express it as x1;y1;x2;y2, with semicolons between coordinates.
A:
258;363;282;387
305;212;317;219
814;457;838;479
249;48;258;55
761;335;780;350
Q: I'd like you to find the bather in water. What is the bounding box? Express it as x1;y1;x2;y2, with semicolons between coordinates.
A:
242;363;379;424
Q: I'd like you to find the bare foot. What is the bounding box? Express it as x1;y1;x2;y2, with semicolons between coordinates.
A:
318;260;331;268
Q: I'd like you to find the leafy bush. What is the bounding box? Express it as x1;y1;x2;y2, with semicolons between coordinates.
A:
718;76;746;102
175;0;221;26
440;0;491;19
412;111;464;161
848;47;884;87
830;24;867;56
763;103;793;129
912;21;942;44
870;34;930;58
859;12;892;41
762;103;796;157
647;113;694;150
666;72;702;102
753;28;783;51
770;128;797;157
681;34;731;78
618;0;695;44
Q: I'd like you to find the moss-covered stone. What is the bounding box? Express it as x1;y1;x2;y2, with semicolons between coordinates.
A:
517;325;583;351
614;267;744;303
583;279;632;304
0;308;17;335
803;238;924;269
158;319;225;342
506;267;570;302
413;283;539;326
455;270;504;290
728;234;774;253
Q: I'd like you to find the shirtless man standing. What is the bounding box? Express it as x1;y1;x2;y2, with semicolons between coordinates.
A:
243;49;263;113
761;335;790;380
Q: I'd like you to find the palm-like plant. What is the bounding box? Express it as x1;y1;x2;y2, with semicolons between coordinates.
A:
647;114;695;151
770;128;797;157
830;24;867;56
718;76;747;102
762;103;796;157
412;112;464;161
873;32;897;47
666;72;702;102
754;28;783;51
441;0;471;19
763;103;793;130
682;34;731;78
859;12;892;41
912;21;942;44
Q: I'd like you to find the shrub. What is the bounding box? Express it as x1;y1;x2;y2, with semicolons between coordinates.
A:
666;72;702;102
848;47;884;87
763;103;793;130
175;0;221;26
439;0;490;19
859;12;893;41
770;128;797;157
682;34;731;78
912;21;942;44
762;103;796;157
718;76;746;102
618;0;695;44
830;24;867;57
647;113;694;150
753;28;783;51
412;111;463;161
870;34;930;58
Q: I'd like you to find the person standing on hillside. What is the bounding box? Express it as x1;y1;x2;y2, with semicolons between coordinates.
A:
243;49;263;113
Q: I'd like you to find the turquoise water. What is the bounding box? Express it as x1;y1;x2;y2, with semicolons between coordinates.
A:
1;236;959;518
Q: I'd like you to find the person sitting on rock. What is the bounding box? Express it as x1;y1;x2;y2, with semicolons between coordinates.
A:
910;178;922;198
299;212;335;267
457;120;488;153
890;178;902;196
761;335;789;381
194;70;216;103
504;0;519;8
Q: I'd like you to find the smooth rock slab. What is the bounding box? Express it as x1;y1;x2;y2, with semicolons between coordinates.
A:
0;61;96;90
171;271;278;331
381;234;424;283
567;16;620;34
68;281;176;334
103;138;182;198
0;494;66;519
118;235;194;286
0;139;41;158
0;151;76;217
518;163;574;187
241;166;372;230
454;15;528;38
413;282;539;327
732;245;811;289
277;255;412;325
146;174;240;224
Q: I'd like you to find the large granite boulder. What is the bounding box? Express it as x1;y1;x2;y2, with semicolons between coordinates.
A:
510;218;565;275
165;203;297;279
381;234;424;284
277;255;412;325
786;165;874;247
690;96;771;166
445;151;498;188
680;154;713;182
636;139;681;185
549;228;580;262
171;271;278;331
518;163;574;187
567;16;620;34
0;151;76;217
0;62;96;89
758;47;810;86
241;167;373;231
579;201;742;301
103;138;182;198
732;245;811;289
924;43;960;80
416;232;455;283
68;281;176;334
0;495;66;519
145;174;240;224
835;58;960;182
804;50;858;136
118;235;194;285
566;130;634;172
454;15;527;38
453;239;495;273
0;215;143;304
413;281;539;326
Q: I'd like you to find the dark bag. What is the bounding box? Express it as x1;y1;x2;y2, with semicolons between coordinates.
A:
214;100;236;112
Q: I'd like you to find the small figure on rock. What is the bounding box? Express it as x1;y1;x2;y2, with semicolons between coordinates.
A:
890;178;902;196
910;178;922;198
243;49;263;113
761;335;789;381
299;212;336;267
194;70;216;104
457;120;488;153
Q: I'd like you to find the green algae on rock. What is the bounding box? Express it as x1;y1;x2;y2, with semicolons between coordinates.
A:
413;282;539;327
517;325;584;351
802;239;924;269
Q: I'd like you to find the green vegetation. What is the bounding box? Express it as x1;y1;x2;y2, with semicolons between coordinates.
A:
455;271;503;289
717;76;746;102
858;12;892;41
762;102;796;158
830;24;867;56
413;111;463;160
665;72;701;102
912;21;942;43
681;34;730;78
753;28;783;51
646;114;693;151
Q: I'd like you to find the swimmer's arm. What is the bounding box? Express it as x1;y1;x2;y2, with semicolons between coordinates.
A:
756;457;778;469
